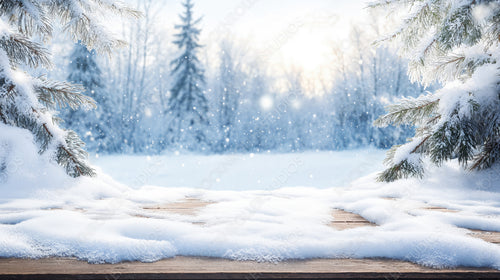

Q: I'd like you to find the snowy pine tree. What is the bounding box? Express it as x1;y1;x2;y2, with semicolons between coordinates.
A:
64;42;114;153
214;41;241;152
371;1;500;181
0;1;137;177
166;0;208;151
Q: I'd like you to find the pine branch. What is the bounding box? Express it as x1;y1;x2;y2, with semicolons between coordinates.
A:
377;158;425;182
374;95;440;127
429;98;479;166
50;2;138;54
0;34;52;68
378;135;430;182
0;0;52;38
64;14;126;54
438;4;481;51
470;136;500;171
0;79;17;100
432;52;492;83
375;1;434;46
90;0;142;18
412;134;431;154
32;107;95;177
371;0;500;182
0;105;7;124
1;0;135;179
35;79;96;110
59;145;83;176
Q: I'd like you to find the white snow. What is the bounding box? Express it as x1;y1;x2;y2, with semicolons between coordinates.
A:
0;123;68;199
392;137;423;165
437;60;500;120
0;19;12;37
0;148;500;269
90;150;386;190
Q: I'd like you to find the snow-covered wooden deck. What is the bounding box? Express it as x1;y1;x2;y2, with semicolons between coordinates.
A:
2;256;500;280
143;198;500;243
1;198;499;279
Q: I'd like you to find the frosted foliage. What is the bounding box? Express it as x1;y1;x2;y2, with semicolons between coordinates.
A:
0;0;136;179
372;0;500;181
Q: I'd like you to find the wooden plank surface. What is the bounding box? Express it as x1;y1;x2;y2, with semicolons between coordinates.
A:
1;257;499;280
329;209;376;230
141;199;500;244
2;198;500;279
421;205;500;244
421;206;459;213
143;198;214;215
468;230;500;244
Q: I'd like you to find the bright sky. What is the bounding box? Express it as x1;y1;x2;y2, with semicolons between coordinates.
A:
128;0;371;92
189;0;367;64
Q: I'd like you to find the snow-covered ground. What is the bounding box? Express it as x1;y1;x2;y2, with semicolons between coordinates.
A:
90;150;386;190
0;148;500;269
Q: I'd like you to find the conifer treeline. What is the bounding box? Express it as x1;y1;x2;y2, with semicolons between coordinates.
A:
62;0;426;155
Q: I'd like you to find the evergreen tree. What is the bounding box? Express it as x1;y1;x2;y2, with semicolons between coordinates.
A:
64;42;114;153
371;1;500;181
0;1;137;177
167;0;208;151
214;41;241;152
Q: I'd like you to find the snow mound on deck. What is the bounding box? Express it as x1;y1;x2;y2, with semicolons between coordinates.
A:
0;151;499;269
0;124;69;199
0;123;128;201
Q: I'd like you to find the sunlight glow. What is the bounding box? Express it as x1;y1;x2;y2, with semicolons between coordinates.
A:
267;20;353;96
281;29;330;73
259;95;274;111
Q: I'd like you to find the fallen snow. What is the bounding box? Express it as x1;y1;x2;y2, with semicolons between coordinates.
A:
0;146;500;269
90;150;386;190
0;123;69;199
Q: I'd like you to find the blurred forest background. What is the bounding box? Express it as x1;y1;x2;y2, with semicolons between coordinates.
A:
51;0;430;155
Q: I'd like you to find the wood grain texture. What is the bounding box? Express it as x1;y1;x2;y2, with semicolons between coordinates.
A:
329;209;376;230
143;198;214;216
2;199;500;279
0;257;499;279
141;199;500;244
421;206;459;213
468;230;500;244
420;205;500;244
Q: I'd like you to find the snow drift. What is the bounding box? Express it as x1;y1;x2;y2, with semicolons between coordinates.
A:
0;150;499;269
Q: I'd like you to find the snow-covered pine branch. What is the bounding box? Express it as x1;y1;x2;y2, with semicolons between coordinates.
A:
371;0;500;181
0;33;52;68
0;0;137;178
374;93;440;127
35;78;95;110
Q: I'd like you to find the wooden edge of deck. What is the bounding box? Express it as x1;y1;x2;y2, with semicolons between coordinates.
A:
2;272;500;280
0;257;499;280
